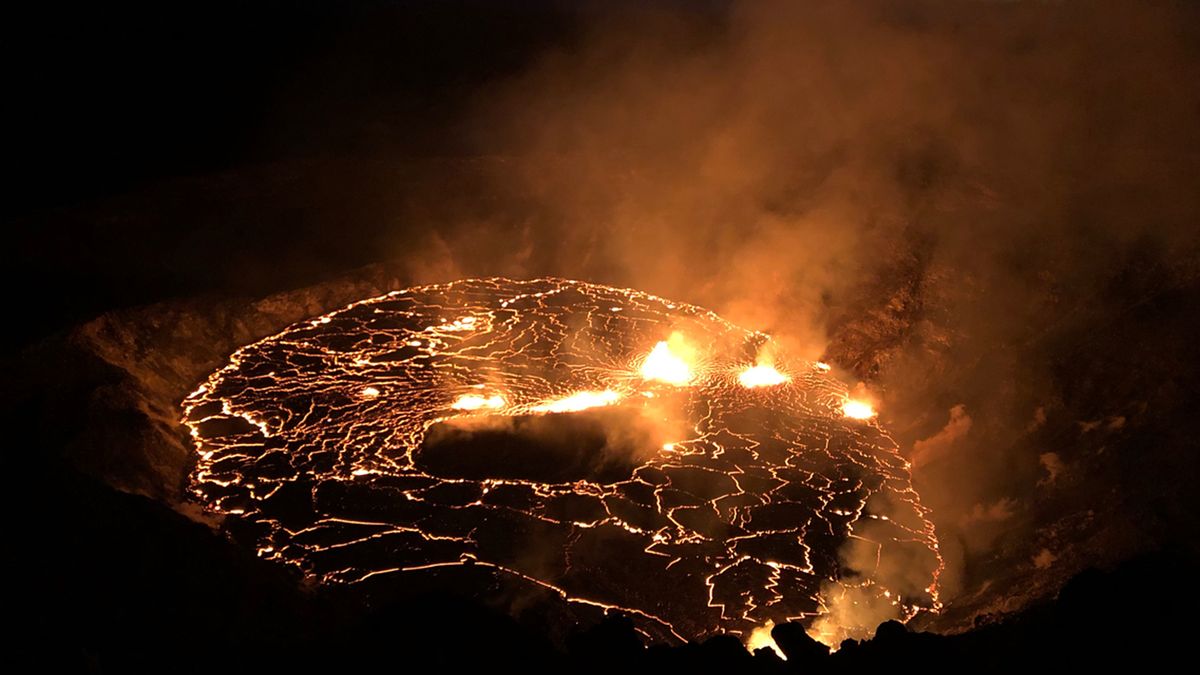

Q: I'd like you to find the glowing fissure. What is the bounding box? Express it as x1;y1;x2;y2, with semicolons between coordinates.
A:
530;389;621;413
182;278;941;645
451;393;506;410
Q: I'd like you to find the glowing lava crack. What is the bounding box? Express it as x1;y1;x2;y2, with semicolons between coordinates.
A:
183;278;942;645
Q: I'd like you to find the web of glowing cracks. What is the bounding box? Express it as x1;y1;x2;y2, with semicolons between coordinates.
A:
385;333;875;654
183;279;907;652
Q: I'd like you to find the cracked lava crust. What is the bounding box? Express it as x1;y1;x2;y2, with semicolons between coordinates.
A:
182;277;942;644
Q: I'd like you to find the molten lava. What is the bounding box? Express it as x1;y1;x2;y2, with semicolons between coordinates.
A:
451;393;506;410
640;333;695;385
738;364;790;388
841;399;876;420
746;620;785;659
531;389;621;413
182;278;941;645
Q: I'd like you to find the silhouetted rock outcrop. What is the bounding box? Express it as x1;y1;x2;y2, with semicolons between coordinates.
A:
772;620;830;665
567;615;643;668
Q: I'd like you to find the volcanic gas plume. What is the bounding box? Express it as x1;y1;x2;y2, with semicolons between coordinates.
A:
183;278;941;644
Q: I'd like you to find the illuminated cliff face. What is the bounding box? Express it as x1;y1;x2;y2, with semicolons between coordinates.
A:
182;278;941;644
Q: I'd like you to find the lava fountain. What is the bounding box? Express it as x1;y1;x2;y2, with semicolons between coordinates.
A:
182;278;941;645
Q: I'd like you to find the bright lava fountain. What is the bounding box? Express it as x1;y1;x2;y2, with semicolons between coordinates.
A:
183;278;941;645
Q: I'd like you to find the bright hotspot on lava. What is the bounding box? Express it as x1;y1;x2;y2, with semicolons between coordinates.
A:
841;399;877;420
182;278;941;646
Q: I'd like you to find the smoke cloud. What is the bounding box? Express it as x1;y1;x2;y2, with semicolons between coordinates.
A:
911;404;971;470
390;0;1200;628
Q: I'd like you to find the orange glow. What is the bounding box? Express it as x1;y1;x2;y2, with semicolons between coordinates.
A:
640;333;695;385
746;620;785;659
738;364;789;388
807;622;843;650
451;393;505;411
183;278;942;648
842;399;876;420
531;389;621;413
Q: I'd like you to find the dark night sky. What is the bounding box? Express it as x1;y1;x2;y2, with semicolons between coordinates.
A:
8;2;567;209
6;1;601;347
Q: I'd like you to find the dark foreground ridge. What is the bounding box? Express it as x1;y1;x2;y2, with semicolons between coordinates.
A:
13;465;1194;674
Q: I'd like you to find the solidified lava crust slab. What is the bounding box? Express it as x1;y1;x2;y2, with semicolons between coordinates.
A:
182;277;941;643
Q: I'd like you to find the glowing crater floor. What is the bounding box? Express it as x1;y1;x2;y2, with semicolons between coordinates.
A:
183;278;941;644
